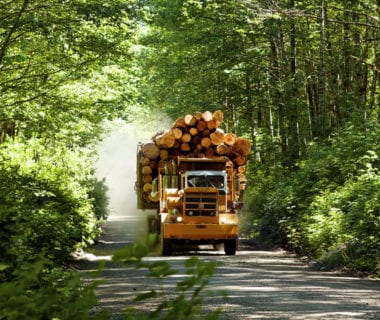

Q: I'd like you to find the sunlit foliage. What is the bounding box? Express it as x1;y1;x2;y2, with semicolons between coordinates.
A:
246;121;380;275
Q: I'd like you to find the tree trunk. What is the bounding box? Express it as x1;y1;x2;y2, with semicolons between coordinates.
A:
286;0;301;162
317;0;327;137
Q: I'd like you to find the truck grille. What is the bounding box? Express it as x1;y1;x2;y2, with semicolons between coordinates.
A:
184;191;218;216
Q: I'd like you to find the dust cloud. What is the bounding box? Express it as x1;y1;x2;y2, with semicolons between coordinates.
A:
94;118;167;245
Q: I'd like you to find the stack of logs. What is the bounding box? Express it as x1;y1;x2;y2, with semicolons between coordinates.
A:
139;110;250;202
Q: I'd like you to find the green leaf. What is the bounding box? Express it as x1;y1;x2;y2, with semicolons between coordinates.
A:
134;290;158;302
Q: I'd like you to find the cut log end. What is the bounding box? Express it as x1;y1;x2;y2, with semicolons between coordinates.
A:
184;114;197;126
212;110;224;122
142;142;160;160
138;110;250;209
233;137;251;156
202;111;213;122
224;133;237;146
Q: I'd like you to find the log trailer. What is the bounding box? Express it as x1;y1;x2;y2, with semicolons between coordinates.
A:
136;145;244;256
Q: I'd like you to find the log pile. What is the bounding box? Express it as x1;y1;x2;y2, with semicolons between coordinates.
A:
138;110;250;204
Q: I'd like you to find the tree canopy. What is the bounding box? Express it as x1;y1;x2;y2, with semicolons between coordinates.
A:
138;0;379;275
0;0;379;318
139;0;379;162
0;0;140;144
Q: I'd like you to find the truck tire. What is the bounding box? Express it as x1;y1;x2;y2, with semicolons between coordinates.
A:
162;239;172;256
224;239;237;256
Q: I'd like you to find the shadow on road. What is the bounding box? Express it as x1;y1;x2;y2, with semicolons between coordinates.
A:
76;230;380;320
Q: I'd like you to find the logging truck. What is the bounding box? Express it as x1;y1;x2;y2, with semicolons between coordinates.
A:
136;149;243;255
135;110;249;255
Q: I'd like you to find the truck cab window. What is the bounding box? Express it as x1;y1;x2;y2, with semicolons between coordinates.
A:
186;173;226;195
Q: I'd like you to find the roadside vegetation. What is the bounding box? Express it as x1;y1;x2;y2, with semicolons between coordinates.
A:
0;0;379;319
244;120;380;275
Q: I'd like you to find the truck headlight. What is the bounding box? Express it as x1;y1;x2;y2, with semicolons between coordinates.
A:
220;217;227;224
176;216;183;223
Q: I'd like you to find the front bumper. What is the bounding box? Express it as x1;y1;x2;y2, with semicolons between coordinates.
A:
163;223;238;241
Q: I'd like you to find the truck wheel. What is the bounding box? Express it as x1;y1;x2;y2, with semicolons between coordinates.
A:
162;239;172;256
224;239;237;256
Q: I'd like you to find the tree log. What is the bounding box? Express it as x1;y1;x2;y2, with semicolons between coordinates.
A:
180;142;191;152
197;120;207;132
181;132;192;143
212;110;223;122
205;147;215;157
210;128;225;145
143;175;153;183
194;111;203;121
202;111;213;122
201;137;212;148
237;172;247;182
234;155;246;166
156;130;176;148
139;110;252;202
142;142;160;159
189;127;198;136
142;165;152;175
172;127;183;139
184;114;197;126
140;157;150;166
173;117;186;128
143;183;152;193
233;137;251;156
149;160;157;169
192;135;202;146
202;129;211;137
216;144;232;155
207;120;216;130
224;133;237;146
160;149;169;160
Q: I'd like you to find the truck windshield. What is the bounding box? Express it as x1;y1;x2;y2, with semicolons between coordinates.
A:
187;175;225;190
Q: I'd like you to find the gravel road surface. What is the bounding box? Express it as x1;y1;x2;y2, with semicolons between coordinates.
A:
76;211;380;320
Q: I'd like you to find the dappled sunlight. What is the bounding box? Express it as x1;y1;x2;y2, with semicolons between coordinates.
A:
107;214;147;222
245;311;369;319
78;253;112;262
201;251;380;320
78;247;380;320
78;226;379;320
220;285;281;292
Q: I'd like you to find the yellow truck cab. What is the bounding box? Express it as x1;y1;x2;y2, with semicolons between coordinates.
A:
155;157;240;255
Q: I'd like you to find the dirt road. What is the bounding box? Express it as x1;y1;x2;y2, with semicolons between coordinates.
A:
76;213;380;320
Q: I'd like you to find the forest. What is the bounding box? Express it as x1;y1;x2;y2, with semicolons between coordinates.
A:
0;0;379;319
